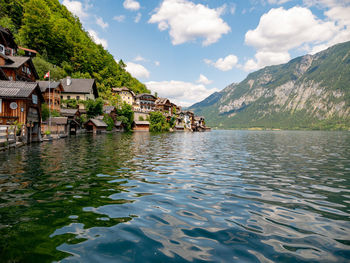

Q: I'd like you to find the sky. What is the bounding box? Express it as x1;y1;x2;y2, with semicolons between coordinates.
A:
60;0;350;107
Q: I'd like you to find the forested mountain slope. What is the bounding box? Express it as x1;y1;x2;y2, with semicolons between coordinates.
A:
190;41;350;130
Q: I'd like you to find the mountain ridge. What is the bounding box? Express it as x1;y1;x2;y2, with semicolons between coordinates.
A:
189;41;350;130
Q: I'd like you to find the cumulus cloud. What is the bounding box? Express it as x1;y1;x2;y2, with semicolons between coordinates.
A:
134;12;142;23
62;0;88;19
126;62;150;79
88;29;108;48
113;15;126;22
205;54;238;71
148;0;230;46
123;0;140;11
155;61;160;66
96;16;108;29
146;80;219;107
268;0;292;4
134;55;145;62
196;74;213;85
244;6;342;71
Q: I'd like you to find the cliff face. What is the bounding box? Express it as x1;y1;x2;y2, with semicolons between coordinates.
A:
190;41;350;130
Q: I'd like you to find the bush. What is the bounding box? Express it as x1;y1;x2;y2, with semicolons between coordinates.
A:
149;111;169;132
103;114;114;131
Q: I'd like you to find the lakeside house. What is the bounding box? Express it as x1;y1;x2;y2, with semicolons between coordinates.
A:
0;55;39;82
0;81;43;143
61;77;98;109
134;93;156;112
85;118;107;134
38;81;63;112
112;87;135;106
155;98;172;115
133;120;150;131
41;117;68;137
0;26;17;56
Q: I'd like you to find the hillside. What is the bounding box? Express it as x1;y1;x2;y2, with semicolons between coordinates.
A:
0;0;149;97
190;41;350;130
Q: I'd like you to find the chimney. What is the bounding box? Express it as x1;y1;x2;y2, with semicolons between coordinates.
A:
67;76;72;86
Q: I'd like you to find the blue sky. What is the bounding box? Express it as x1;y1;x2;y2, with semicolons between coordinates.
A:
60;0;350;106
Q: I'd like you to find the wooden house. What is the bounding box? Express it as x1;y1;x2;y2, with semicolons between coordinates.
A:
61;77;98;109
41;117;68;136
85;119;107;134
115;120;126;132
37;81;63;112
133;120;150;131
134;93;156;112
0;26;17;56
112;87;135;106
0;55;39;82
0;81;44;142
60;108;81;135
155;98;172;115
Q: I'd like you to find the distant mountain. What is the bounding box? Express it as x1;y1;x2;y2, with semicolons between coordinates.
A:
190;41;350;130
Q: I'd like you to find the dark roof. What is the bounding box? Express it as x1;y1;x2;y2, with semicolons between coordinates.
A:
103;105;115;114
0;56;39;79
88;119;108;127
37;81;62;92
0;81;42;99
112;87;135;96
134;121;150;125
115;121;123;126
136;93;156;99
43;117;68;125
0;26;18;50
61;78;98;97
60;108;78;116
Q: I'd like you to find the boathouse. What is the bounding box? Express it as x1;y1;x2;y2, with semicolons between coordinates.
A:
133;120;150;131
85;119;107;134
0;81;43;143
41;117;68;137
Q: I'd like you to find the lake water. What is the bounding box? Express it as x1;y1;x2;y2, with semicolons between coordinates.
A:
0;130;349;262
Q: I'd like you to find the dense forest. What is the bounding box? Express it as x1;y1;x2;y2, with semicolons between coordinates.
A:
0;0;150;98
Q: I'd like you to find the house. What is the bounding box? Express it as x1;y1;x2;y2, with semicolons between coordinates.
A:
61;77;98;109
115;120;125;132
60;108;81;135
183;111;194;130
103;105;117;120
85;118;107;134
112;87;135;106
37;81;63;112
133;120;150;131
41;117;68;137
155;98;172;115
193;116;205;131
0;68;8;80
134;93;156;112
18;46;38;57
0;26;17;56
0;81;44;143
0;55;39;82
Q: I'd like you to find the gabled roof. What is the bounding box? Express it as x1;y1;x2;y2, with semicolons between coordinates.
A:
0;81;43;99
61;78;98;97
155;97;171;105
136;93;156;99
60;108;79;116
43;117;68;125
103;105;115;114
112;87;135;96
37;81;63;92
88;118;108;127
0;26;17;50
0;56;39;79
115;121;123;126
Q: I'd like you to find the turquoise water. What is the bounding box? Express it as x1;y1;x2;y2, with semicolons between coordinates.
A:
0;130;349;262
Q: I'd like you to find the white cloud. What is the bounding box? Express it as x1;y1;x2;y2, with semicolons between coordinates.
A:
148;0;230;46
134;55;145;62
155;61;160;66
96;16;108;29
244;6;343;71
62;0;88;19
146;80;219;107
123;0;140;11
196;74;213;85
268;0;292;4
113;15;126;22
205;54;238;71
126;62;150;79
88;29;108;48
135;12;142;23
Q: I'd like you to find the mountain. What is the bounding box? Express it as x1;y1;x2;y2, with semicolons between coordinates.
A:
190;41;350;130
0;0;149;97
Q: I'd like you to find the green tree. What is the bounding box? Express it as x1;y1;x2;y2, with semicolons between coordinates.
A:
86;98;103;118
116;102;133;131
149;111;170;132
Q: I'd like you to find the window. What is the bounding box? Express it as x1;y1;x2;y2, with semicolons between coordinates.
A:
67;96;70;99
76;96;80;100
61;96;63;99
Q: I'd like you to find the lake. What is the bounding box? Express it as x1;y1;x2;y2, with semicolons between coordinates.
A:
0;130;349;262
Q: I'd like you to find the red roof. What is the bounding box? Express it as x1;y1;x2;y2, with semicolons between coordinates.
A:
18;46;38;53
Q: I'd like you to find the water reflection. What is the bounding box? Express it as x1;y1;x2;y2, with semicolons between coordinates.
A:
0;131;350;262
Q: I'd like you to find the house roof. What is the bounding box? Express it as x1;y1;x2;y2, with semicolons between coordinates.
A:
103;105;115;114
115;121;123;126
37;81;62;92
0;26;18;50
18;46;38;53
134;121;150;125
0;56;39;79
0;81;42;99
43;117;68;125
112;87;135;96
155;97;171;105
88;118;108;127
136;93;156;99
61;78;98;97
60;108;78;116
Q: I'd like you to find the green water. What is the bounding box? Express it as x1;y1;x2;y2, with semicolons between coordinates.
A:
0;131;349;262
